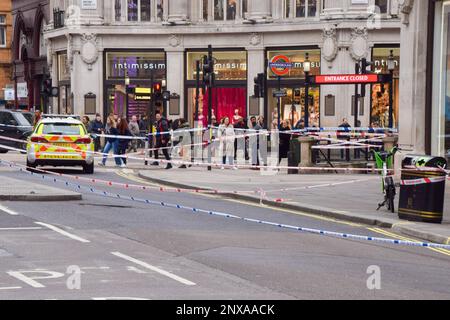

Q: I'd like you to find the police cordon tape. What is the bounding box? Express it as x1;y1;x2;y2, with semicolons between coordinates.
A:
0;136;443;176
1;158;449;250
400;176;447;186
0;135;388;172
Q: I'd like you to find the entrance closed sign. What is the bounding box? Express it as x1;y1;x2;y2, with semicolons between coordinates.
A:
314;74;379;84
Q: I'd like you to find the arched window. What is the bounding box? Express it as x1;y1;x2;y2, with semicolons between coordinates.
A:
39;19;46;57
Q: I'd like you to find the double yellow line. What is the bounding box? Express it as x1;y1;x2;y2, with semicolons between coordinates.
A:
368;227;450;257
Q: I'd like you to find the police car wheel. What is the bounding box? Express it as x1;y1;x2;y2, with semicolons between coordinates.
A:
83;163;94;174
26;160;37;172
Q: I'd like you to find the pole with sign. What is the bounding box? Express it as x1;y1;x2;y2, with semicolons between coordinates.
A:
269;55;292;129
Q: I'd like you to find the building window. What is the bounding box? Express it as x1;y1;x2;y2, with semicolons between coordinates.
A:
203;0;209;20
214;0;237;20
375;0;388;14
39;20;46;56
127;0;152;21
286;0;317;18
0;15;6;47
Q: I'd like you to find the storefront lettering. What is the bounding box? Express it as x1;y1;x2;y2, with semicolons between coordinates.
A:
315;74;378;84
214;62;247;70
113;62;166;70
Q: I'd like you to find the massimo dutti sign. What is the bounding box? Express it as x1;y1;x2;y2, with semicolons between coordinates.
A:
106;52;166;80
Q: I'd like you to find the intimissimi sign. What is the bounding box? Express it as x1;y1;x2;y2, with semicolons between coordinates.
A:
106;51;166;80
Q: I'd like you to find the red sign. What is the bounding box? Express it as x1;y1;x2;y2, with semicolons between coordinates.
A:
314;74;379;84
269;55;293;77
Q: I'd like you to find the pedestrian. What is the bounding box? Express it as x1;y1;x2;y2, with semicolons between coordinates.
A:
90;113;105;152
233;116;248;161
338;118;351;161
218;117;236;170
98;115;124;167
152;112;172;169
248;116;261;169
279;119;291;164
128;115;140;152
176;118;192;169
82;116;92;133
118;117;132;166
33;110;42;129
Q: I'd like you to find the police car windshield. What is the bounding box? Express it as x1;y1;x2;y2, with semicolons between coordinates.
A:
42;123;82;135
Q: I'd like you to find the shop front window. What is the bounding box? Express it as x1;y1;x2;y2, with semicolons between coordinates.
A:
187;51;247;81
268;87;320;129
187;87;247;127
370;47;400;128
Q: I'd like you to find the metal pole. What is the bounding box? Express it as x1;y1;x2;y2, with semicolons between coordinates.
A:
207;45;213;171
195;60;200;123
304;72;309;128
277;76;281;129
354;62;359;128
388;70;394;128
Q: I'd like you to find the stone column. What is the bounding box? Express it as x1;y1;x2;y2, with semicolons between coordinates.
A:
398;0;428;154
166;47;185;120
395;0;428;177
167;0;190;24
321;0;345;19
245;0;272;23
246;45;265;117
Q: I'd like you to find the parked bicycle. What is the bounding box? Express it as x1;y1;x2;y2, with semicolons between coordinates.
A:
373;146;399;213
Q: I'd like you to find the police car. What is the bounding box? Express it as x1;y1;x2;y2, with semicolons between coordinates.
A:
26;115;95;174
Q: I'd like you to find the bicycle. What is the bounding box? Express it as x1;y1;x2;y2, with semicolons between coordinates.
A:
373;146;399;213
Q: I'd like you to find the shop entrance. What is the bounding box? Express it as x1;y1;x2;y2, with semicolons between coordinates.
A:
267;86;320;129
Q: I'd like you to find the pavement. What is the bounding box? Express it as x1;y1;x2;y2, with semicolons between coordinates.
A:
0;176;82;201
138;167;450;245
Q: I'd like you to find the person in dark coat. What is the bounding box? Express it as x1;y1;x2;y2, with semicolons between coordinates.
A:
90;113;105;151
279;119;291;164
118;117;132;165
152;112;172;169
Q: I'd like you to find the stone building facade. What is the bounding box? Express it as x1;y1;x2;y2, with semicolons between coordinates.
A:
0;0;13;108
43;0;403;130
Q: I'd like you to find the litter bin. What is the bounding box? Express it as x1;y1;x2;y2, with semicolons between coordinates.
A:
288;138;300;174
398;156;447;224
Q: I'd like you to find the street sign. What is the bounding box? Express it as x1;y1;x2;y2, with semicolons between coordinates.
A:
269;55;293;77
312;74;379;85
4;89;14;101
273;90;287;98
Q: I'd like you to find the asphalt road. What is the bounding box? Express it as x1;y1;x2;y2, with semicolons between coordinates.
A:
0;152;450;300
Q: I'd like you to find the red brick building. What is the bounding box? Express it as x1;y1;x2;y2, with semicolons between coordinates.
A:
12;0;49;110
0;0;13;108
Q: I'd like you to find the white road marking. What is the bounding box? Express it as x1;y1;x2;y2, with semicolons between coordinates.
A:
0;227;43;231
0;204;19;216
0;286;22;290
111;252;196;286
7;270;65;288
127;266;148;274
34;222;90;243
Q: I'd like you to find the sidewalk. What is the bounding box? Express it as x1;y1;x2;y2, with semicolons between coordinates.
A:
138;167;450;245
0;176;82;201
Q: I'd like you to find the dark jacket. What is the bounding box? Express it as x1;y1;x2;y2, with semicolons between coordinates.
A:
118;128;132;150
107;127;119;144
279;126;291;159
91;120;104;134
155;117;170;145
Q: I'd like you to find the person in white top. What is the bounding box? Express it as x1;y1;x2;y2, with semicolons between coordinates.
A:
218;116;237;170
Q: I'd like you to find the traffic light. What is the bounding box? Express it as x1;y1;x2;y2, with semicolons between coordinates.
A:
202;54;215;88
43;78;52;96
153;82;162;100
361;58;375;74
253;73;265;98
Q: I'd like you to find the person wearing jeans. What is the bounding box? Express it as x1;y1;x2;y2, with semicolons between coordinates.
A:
99;116;124;167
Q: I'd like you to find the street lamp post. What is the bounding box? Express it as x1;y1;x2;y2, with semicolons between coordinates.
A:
387;50;395;129
303;53;311;128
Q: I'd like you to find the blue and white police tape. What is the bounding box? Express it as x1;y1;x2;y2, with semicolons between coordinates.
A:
1;159;450;250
